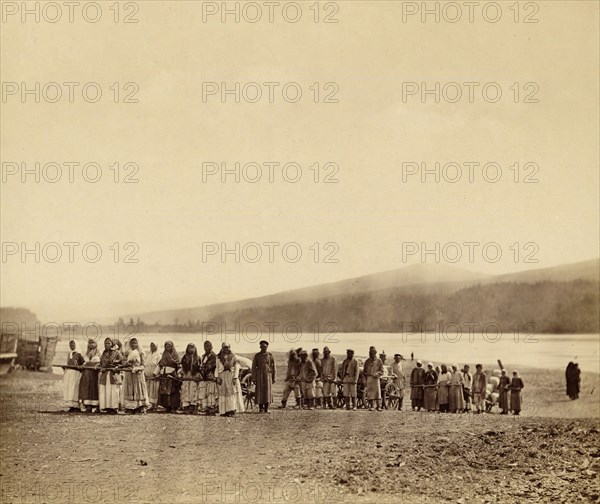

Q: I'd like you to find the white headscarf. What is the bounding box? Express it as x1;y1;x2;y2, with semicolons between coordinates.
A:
68;340;83;359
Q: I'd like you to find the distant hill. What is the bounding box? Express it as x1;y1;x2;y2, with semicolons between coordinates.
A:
116;259;600;333
0;307;39;333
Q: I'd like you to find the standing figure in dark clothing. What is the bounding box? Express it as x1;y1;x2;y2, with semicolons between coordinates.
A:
509;370;524;415
410;360;425;411
251;340;276;413
566;362;581;400
200;341;218;415
155;341;181;412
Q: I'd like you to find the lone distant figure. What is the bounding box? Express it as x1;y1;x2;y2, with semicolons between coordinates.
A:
252;340;276;413
566;362;581;400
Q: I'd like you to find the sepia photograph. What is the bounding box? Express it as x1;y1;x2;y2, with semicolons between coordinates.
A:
1;1;599;503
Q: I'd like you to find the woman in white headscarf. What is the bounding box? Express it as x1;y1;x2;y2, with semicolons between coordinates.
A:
144;342;161;410
63;340;85;412
122;338;149;414
215;342;244;416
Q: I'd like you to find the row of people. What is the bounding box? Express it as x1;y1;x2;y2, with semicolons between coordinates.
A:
409;361;525;415
62;338;246;416
270;345;524;414
62;339;524;415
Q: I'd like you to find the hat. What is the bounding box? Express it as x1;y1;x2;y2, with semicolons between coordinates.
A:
394;353;402;358
259;340;269;346
369;346;376;352
323;346;330;352
427;362;433;367
379;350;386;356
222;342;231;348
299;350;308;356
346;348;354;353
312;348;319;353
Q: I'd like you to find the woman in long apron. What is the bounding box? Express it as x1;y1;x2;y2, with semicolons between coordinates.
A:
63;340;84;412
155;341;181;412
98;338;124;414
79;339;101;412
215;343;244;417
179;343;201;413
144;342;161;410
122;338;149;413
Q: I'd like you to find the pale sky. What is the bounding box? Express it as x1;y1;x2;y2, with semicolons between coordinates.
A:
1;1;598;321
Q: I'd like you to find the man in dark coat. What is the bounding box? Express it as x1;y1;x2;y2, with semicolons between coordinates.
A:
410;360;425;411
251;340;276;413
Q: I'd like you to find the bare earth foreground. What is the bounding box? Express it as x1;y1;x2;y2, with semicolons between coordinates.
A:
0;363;599;504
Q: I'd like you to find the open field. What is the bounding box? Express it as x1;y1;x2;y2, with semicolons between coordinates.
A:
0;360;598;504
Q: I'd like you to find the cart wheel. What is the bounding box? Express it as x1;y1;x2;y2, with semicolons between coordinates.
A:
385;382;399;410
244;392;255;411
241;374;256;410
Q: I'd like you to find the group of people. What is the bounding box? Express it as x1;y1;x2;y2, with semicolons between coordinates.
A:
62;338;249;416
62;338;526;416
408;361;524;415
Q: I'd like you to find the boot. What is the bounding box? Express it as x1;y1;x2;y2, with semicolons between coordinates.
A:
308;398;314;410
351;398;357;410
279;400;287;409
376;399;382;411
345;397;351;410
398;398;403;411
294;397;301;409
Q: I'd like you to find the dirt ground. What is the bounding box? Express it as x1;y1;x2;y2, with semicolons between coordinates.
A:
0;360;598;504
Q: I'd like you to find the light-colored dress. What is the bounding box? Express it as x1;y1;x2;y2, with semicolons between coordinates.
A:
123;349;149;410
437;371;451;406
63;351;84;408
144;351;160;406
98;349;123;411
448;371;464;411
216;353;244;414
